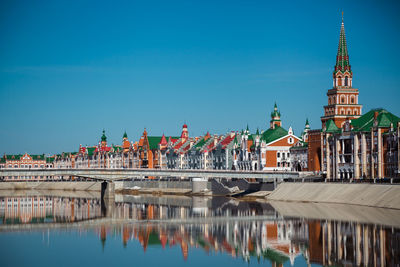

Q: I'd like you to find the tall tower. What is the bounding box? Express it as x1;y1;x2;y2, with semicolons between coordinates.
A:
321;15;362;128
101;130;107;147
270;103;282;129
181;124;189;140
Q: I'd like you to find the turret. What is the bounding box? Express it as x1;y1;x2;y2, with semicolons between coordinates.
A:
333;14;352;88
101;130;107;147
302;118;310;143
270;102;282;129
181;124;189;140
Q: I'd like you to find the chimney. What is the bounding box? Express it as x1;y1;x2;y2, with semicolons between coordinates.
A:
374;111;379;120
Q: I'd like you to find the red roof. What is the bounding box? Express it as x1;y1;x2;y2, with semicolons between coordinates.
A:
95;146;111;153
174;140;185;150
220;134;235;148
181;143;191;153
160;134;167;146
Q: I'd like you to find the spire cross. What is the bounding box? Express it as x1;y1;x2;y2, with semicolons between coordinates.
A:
342;11;344;22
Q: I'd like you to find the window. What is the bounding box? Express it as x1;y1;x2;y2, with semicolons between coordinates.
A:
345;76;348;86
277;162;280;167
351;96;354;104
341;96;345;104
277;152;280;158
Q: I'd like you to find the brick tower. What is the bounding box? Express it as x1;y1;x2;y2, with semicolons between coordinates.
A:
321;16;362;128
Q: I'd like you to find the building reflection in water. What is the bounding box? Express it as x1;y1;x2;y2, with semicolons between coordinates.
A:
1;194;399;266
0;195;102;224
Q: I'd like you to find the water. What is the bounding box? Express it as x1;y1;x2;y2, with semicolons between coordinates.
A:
0;192;399;267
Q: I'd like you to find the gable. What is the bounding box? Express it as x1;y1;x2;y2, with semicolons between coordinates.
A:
267;135;301;147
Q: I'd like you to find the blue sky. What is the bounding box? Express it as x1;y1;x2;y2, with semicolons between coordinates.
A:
1;0;399;155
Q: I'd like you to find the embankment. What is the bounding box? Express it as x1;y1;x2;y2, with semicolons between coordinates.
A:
268;183;400;209
0;181;101;191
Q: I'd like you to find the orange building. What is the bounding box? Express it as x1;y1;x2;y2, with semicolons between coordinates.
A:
0;153;54;181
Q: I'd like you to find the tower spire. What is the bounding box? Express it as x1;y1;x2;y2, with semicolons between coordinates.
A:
335;15;351;74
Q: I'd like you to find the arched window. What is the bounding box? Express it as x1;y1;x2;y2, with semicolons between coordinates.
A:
338;77;342;86
351;96;354;104
341;96;345;104
328;97;331;105
345;76;348;86
354;110;357;115
341;110;345;115
348;110;351;115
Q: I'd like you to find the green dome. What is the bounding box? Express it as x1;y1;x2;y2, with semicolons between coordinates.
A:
101;130;107;142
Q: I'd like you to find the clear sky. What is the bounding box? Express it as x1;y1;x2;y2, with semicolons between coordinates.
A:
1;0;399;155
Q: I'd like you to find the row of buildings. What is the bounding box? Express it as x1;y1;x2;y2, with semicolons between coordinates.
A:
1;17;399;180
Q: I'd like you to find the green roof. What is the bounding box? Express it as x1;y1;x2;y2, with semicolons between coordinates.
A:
101;130;107;142
113;146;122;152
3;154;47;161
87;147;96;156
325;119;341;133
194;137;206;148
46;157;55;163
290;141;308;150
123;131;128;139
261;126;288;144
270;102;281;120
31;155;45;160
147;136;179;150
351;108;400;132
5;155;22;161
147;136;162;150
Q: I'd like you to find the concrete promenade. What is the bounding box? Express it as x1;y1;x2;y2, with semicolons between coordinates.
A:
269;201;400;228
268;182;400;209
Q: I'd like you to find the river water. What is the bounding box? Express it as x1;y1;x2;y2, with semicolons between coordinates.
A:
0;191;399;267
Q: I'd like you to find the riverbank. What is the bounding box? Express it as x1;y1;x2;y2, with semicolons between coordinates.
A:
0;181;101;191
267;182;400;210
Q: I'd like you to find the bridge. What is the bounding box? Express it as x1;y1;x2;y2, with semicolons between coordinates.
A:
0;168;309;181
0;168;317;200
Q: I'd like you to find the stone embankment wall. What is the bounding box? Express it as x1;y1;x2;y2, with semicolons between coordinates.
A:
0;182;101;191
268;183;400;209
